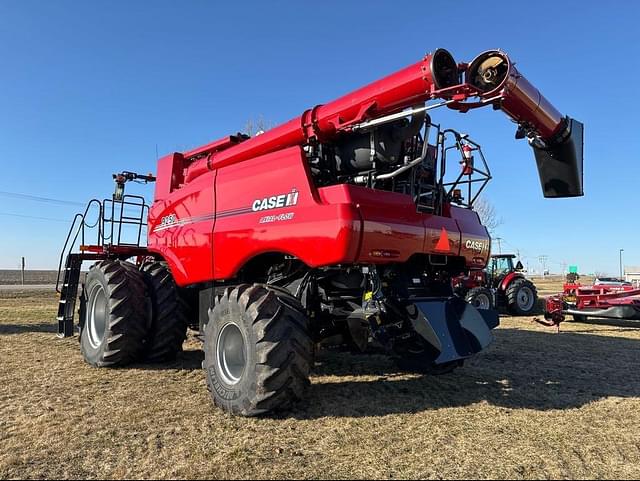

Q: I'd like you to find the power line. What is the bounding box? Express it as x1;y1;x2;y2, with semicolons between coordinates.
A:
0;211;71;223
0;190;84;207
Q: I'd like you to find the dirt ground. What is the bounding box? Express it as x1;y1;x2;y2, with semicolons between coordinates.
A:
1;288;639;480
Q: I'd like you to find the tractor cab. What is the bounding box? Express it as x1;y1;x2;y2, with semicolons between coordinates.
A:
487;254;523;287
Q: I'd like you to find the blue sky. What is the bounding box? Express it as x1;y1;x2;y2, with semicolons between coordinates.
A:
0;0;638;274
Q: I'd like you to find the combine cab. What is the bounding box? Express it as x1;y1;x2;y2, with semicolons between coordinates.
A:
56;48;583;416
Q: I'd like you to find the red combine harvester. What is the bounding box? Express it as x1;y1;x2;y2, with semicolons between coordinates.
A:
545;282;640;325
454;254;538;315
56;49;583;416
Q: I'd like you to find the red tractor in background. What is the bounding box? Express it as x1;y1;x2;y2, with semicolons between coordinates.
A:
55;48;583;416
454;254;539;316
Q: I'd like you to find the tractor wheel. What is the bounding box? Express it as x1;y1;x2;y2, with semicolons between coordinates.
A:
506;278;538;316
465;287;494;310
80;260;150;367
203;284;313;416
141;262;190;362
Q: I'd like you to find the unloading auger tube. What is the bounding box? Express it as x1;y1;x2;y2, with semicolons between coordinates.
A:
184;48;583;198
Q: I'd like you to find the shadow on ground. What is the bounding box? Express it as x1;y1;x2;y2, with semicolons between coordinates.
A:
285;328;640;419
0;322;57;335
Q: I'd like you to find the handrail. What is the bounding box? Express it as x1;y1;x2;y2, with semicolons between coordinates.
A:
55;199;103;293
56;195;150;293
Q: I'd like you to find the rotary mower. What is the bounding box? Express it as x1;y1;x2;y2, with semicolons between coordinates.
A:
545;281;640;325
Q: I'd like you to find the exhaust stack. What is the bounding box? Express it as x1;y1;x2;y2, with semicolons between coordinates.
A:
467;50;583;198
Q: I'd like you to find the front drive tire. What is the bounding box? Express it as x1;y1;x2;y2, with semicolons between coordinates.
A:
203;284;313;416
80;260;150;367
465;287;494;310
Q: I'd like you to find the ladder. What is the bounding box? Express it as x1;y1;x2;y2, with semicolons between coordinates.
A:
56;254;83;338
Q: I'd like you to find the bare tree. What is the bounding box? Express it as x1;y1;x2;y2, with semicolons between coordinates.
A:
244;115;274;137
474;196;503;234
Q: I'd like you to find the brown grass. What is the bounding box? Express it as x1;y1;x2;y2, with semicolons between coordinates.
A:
1;288;639;480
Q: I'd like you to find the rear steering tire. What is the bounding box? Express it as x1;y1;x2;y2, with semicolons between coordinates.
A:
79;260;150;367
203;284;313;416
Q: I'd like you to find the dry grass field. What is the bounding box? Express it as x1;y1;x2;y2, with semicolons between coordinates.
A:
1;286;639;479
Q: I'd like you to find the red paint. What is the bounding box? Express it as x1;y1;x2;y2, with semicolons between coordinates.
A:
147;146;490;286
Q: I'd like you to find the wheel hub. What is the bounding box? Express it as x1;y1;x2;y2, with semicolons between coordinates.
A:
473;294;491;310
216;323;247;385
87;284;108;349
517;286;535;311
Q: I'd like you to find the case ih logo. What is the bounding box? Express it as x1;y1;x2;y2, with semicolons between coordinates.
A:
252;189;299;212
466;239;489;254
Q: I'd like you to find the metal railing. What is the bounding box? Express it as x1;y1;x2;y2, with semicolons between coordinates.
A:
56;195;149;293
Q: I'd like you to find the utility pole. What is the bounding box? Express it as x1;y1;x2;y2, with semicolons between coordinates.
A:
538;255;548;276
494;237;503;254
21;257;25;285
620;248;624;279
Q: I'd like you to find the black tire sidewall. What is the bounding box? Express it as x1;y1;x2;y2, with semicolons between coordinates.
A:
508;279;538;315
204;296;258;410
465;287;494;310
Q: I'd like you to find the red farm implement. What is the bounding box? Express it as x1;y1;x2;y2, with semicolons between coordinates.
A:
544;282;640;325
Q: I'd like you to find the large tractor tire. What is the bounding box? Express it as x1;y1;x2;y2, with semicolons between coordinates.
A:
506;278;538;316
79;260;150;367
203;284;313;416
465;287;494;310
141;262;190;362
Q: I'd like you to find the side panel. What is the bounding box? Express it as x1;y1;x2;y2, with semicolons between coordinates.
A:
149;146;493;285
345;188;425;264
451;206;491;269
147;172;216;286
212;147;362;280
